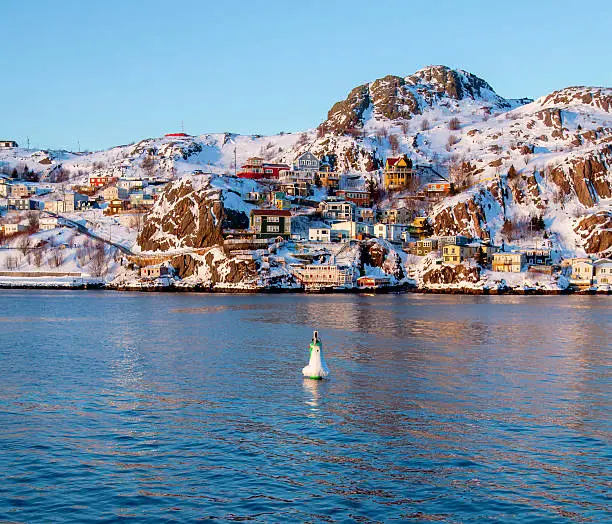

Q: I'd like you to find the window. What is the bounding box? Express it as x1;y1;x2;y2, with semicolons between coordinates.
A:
267;225;280;233
268;216;280;222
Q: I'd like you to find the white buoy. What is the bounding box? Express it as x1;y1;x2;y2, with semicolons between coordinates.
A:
302;330;329;380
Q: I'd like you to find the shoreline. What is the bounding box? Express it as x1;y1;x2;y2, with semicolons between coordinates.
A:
0;281;609;296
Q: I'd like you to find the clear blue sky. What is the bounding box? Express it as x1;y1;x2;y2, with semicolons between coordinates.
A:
1;0;611;151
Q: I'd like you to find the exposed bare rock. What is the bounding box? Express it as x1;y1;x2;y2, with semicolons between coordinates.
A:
574;212;612;256
320;84;370;134
431;199;488;239
170;249;258;286
539;87;612;113
549;151;612;206
138;176;224;252
361;241;404;279
423;264;481;285
370;75;418;120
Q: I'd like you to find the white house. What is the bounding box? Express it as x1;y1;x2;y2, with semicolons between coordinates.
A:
318;200;356;221
103;185;129;201
44;191;88;214
39;217;59;231
594;259;612;285
1;223;26;235
309;227;332;242
117;178;148;191
294;264;357;290
373;223;410;243
0;140;18;148
569;258;594;286
331;220;373;239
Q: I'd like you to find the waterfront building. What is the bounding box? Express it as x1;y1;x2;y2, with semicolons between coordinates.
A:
492;252;525;272
250;209;292;239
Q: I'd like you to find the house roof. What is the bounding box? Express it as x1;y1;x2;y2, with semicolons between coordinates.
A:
262;163;290;168
251;209;292;217
386;155;410;167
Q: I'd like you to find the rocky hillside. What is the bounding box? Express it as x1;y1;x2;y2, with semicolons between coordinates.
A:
137;176;225;252
1;65;610;259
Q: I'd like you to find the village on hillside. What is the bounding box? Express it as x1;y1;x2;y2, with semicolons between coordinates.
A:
0;136;610;293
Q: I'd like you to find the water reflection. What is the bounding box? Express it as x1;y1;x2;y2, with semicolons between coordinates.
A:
302;379;320;417
0;291;609;522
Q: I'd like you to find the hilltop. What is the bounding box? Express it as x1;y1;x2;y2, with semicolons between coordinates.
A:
0;65;610;291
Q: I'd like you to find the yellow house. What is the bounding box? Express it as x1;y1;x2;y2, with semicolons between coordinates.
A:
408;216;430;240
384;155;413;191
569;258;594;286
492;252;525;272
443;244;478;265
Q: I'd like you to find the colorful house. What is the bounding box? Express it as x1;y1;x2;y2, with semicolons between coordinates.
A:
492;252;525;272
89;176;116;188
384;155;413;191
416;238;438;256
408;217;430;240
569;258;594;286
357;275;392;289
336;189;371;207
424;182;451;197
250;209;292;239
443;244;478;265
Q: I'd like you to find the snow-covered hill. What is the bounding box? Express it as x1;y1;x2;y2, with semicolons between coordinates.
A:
1;65;610;258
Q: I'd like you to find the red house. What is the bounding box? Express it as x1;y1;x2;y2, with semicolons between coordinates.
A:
238;158;290;180
336;189;371;207
237;157;265;179
89;176;116;188
262;163;290;179
425;182;451;196
165;133;190;138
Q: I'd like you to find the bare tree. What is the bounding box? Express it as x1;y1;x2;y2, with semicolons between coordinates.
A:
129;213;146;234
446;135;460;151
449;158;473;192
33;248;44;267
51;166;71;183
448;117;461;131
89;241;107;277
141;154;156;177
25;211;39;232
50;247;64;268
388;134;400;155
420;118;431;131
17;235;31;256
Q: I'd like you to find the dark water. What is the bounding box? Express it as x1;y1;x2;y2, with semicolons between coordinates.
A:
0;291;610;523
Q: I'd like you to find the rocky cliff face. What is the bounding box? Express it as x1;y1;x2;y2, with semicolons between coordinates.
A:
422;264;481;286
318;65;520;135
171;249;259;286
138;175;224;252
574;211;612;256
361;240;405;280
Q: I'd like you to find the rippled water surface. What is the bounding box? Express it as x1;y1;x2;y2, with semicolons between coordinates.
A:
0;291;610;522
